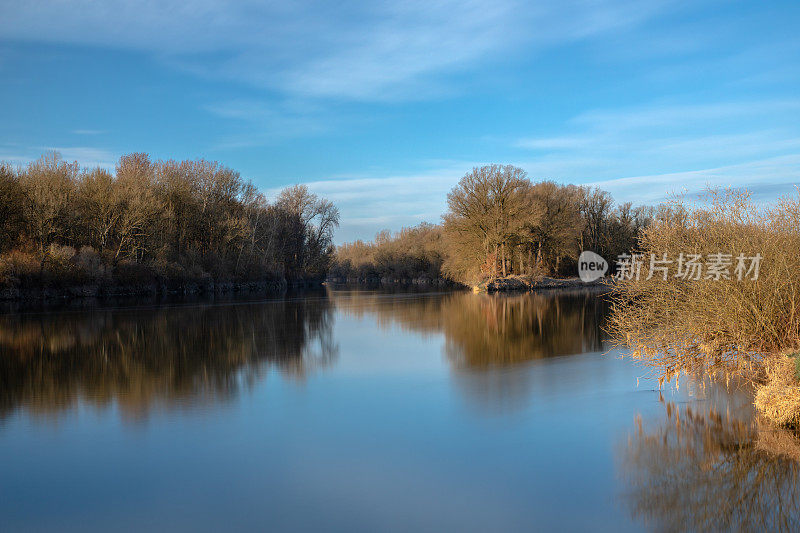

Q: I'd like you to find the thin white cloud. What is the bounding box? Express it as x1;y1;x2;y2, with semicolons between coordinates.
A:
0;154;34;167
0;146;118;170
268;163;477;242
515;136;594;150
571;100;800;130
515;99;800;181
0;0;672;102
584;154;800;204
204;99;332;147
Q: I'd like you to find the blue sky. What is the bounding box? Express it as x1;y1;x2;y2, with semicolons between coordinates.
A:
1;0;799;242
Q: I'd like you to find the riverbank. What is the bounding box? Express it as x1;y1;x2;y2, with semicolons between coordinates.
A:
0;276;323;303
473;275;609;293
325;274;609;293
325;275;462;288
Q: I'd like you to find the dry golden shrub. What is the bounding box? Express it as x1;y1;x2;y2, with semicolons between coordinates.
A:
610;189;800;385
610;188;800;423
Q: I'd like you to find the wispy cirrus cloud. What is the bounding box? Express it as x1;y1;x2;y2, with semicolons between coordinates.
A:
516;99;800;181
0;0;671;102
48;146;117;168
268;162;479;242
583;154;800;204
570;100;800;131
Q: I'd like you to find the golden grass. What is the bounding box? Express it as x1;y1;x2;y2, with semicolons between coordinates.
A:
755;354;800;427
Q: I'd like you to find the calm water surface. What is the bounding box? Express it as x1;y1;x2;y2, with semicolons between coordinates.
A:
1;289;798;531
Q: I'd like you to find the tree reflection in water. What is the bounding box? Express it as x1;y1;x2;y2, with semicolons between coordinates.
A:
0;296;338;421
331;289;609;412
332;289;608;366
439;291;607;368
620;383;800;531
5;288;609;421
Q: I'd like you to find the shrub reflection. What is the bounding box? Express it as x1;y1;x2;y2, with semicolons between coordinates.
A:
620;387;800;531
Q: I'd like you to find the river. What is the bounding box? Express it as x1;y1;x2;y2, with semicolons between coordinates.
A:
1;288;797;531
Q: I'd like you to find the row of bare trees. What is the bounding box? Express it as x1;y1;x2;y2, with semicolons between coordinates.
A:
331;165;652;284
0;152;339;289
331;223;446;282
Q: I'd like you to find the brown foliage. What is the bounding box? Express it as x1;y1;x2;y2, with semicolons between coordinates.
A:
0;152;339;291
330;222;447;282
609;188;800;425
755;355;800;427
609;189;800;384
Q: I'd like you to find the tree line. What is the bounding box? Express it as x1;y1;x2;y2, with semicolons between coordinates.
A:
0;152;339;293
330;223;447;283
332;164;652;284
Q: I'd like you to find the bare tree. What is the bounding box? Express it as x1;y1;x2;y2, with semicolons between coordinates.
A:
0;163;25;253
444;165;533;279
18;153;78;267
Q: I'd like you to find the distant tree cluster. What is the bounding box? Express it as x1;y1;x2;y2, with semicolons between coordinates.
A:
0;152;339;292
329;222;447;282
332;164;652;284
443;164;653;281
